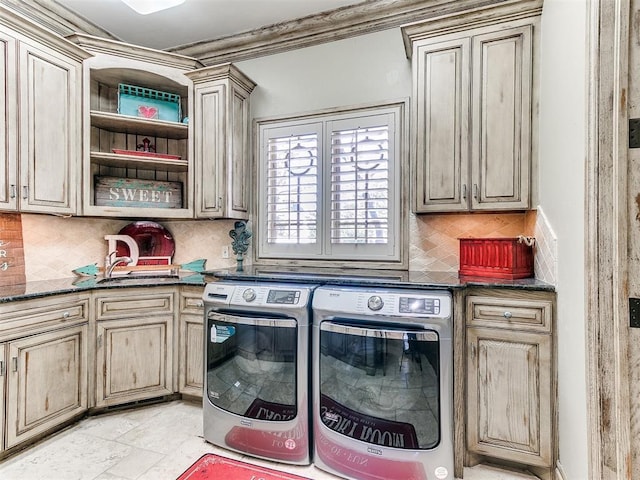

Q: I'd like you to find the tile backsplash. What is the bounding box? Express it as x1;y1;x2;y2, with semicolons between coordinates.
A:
15;210;556;284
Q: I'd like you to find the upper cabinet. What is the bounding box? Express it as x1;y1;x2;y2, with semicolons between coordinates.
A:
67;34;201;219
186;64;255;219
0;6;90;215
402;1;541;213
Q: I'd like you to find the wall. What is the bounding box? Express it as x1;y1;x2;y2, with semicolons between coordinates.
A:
537;0;588;478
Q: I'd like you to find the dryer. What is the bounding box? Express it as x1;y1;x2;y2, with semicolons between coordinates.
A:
312;285;454;480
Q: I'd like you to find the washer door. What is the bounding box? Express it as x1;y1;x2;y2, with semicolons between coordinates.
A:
206;312;298;420
319;320;441;450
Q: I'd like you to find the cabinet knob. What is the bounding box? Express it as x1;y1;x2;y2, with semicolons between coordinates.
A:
63;311;70;319
196;301;204;308
503;311;513;319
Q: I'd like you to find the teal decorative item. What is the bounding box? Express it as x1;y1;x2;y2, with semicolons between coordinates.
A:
229;221;251;272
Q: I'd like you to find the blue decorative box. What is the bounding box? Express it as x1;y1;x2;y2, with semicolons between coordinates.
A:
118;84;181;122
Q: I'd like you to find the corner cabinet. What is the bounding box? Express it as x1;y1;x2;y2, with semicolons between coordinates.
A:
465;289;556;479
0;7;90;215
67;34;201;219
402;1;540;212
186;64;256;219
93;288;175;408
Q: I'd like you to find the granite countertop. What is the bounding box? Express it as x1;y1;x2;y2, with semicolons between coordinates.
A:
0;266;554;304
204;266;555;291
0;273;206;303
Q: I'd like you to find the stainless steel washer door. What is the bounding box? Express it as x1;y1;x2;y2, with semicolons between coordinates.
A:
207;312;298;420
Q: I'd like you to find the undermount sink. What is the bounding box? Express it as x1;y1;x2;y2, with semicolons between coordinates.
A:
97;275;181;285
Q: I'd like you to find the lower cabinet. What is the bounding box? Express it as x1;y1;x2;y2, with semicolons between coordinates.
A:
178;286;204;398
0;293;89;454
5;326;88;449
465;290;556;479
94;289;174;408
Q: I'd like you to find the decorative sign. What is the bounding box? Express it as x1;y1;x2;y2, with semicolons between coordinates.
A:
95;176;182;209
0;213;26;291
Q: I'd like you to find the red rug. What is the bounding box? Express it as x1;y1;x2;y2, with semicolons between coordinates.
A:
177;453;311;480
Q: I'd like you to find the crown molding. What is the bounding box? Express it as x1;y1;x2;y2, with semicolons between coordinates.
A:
169;0;531;65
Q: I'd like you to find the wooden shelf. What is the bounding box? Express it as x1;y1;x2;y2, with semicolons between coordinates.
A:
90;110;188;139
90;151;188;172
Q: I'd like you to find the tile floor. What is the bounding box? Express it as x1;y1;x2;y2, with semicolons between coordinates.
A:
0;400;539;480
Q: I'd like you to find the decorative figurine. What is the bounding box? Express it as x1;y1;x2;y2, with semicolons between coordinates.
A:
229;220;251;272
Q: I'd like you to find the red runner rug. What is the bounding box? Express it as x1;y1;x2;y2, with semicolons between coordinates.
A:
177;453;311;480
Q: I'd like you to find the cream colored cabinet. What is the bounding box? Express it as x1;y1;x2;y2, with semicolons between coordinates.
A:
0;293;89;454
94;289;174;408
403;2;539;212
68;34;200;219
0;6;89;214
178;286;204;398
186;63;255;219
465;290;555;479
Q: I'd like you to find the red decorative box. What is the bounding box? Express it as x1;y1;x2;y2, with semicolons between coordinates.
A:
459;237;534;279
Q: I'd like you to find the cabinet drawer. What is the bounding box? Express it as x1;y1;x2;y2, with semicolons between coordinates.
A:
467;295;552;333
0;294;89;341
95;289;174;320
179;286;204;315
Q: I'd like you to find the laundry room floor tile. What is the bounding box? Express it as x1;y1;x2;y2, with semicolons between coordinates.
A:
0;400;539;480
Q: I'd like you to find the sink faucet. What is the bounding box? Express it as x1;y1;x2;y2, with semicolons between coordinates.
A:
105;255;132;278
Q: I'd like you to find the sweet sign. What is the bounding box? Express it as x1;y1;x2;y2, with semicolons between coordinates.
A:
95;176;182;209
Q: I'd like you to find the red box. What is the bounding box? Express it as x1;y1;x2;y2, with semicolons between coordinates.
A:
459;237;534;279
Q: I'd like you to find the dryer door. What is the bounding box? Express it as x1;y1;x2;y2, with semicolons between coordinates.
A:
319;319;441;450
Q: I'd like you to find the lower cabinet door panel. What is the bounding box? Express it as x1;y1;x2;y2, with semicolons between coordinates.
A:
96;316;173;407
466;327;552;467
6;325;88;448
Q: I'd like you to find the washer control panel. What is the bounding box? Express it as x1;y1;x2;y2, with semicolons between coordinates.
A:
313;286;451;319
203;282;314;308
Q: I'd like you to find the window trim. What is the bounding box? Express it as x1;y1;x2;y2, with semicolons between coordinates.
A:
253;100;409;270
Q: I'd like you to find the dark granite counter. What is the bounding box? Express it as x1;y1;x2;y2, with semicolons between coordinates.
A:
204;266;555;292
0;273;206;303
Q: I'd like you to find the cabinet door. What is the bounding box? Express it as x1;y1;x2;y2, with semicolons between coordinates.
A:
466;326;552;467
96;316;173;407
0;344;5;452
17;39;82;214
6;325;87;449
470;24;532;210
0;29;17;211
192;82;225;217
178;287;204;397
413;37;470;212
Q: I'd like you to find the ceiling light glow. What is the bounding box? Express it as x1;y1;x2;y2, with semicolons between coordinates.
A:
121;0;186;15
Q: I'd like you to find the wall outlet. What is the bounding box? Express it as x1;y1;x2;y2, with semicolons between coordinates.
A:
222;246;230;259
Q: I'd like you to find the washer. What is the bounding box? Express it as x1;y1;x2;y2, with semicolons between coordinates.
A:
202;281;318;465
312;285;454;480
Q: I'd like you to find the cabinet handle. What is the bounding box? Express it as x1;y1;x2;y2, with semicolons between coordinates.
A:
218;196;222;209
9;185;16;199
0;360;4;376
473;183;478;200
462;184;467;200
22;185;28;200
11;357;17;372
97;334;102;349
470;343;476;360
503;311;513;319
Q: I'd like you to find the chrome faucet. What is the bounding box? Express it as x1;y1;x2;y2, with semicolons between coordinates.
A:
105;255;132;278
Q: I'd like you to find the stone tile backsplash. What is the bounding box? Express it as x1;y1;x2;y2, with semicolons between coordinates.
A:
18;210;556;285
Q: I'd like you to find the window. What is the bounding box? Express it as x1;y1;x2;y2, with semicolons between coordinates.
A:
257;102;405;264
